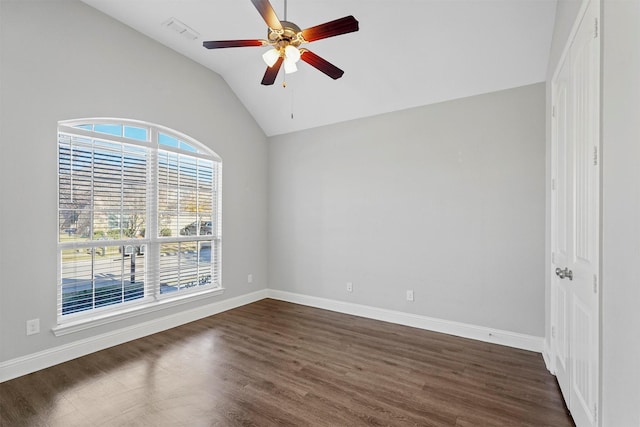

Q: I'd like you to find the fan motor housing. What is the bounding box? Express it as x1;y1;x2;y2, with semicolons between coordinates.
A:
268;20;303;47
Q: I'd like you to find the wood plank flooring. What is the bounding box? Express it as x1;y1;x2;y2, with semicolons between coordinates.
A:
0;299;573;426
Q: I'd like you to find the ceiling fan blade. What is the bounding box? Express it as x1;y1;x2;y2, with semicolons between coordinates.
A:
251;0;283;30
301;16;359;42
261;56;284;85
203;39;265;49
300;50;344;80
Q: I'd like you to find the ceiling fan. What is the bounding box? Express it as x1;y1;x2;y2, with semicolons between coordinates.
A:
202;0;359;85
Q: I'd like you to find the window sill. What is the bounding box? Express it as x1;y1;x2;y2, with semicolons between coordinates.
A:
52;287;225;337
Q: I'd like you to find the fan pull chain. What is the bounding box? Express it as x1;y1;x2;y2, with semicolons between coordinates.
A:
284;0;287;21
290;89;295;119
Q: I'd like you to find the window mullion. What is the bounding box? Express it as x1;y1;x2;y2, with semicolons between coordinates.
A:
120;145;124;239
91;143;96;240
91;143;96;311
92;248;96;311
147;143;160;300
70;144;74;205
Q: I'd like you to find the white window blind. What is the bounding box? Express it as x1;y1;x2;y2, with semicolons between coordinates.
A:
57;119;222;322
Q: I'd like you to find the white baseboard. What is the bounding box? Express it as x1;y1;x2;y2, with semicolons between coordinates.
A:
0;289;268;383
1;288;544;383
266;289;544;353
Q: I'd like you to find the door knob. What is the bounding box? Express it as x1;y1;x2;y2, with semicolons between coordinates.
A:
555;267;573;281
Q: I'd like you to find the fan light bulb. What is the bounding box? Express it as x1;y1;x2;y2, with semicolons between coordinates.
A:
262;48;280;67
284;45;301;63
284;58;298;74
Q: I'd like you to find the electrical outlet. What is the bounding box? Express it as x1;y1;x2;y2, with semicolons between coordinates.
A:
26;318;40;336
248;274;253;284
346;282;353;292
406;290;414;302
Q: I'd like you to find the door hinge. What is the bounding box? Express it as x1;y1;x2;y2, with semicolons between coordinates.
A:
593;274;598;294
593;146;598;166
552;105;556;118
594;18;599;38
551;326;556;339
551;252;556;264
594;403;598;422
551;178;556;191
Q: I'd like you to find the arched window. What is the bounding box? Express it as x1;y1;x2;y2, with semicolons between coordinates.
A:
57;119;222;323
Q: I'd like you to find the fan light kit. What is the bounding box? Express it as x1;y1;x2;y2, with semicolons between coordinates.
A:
203;0;359;85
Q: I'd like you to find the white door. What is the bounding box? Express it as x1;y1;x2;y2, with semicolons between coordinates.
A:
552;51;571;404
551;0;600;425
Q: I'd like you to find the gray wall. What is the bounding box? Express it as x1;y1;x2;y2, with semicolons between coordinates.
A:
268;83;546;336
0;1;268;362
601;1;640;424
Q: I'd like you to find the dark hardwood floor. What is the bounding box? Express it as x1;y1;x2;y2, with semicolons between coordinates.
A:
0;299;573;426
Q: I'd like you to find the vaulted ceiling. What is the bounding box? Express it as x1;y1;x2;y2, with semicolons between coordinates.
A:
81;0;557;136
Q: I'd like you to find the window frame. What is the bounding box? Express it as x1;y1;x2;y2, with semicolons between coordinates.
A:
55;118;223;332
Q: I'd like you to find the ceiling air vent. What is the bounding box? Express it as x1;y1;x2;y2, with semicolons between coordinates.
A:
162;17;200;41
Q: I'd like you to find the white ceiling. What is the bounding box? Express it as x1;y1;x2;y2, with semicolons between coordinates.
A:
81;0;557;136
